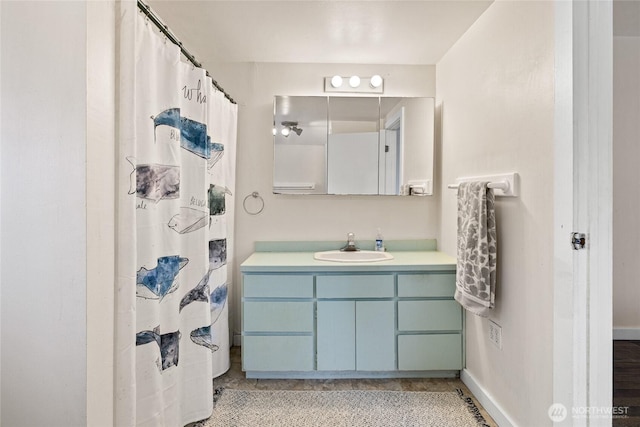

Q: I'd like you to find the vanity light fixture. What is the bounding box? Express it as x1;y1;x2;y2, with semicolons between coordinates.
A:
280;121;303;137
324;75;384;94
370;74;383;89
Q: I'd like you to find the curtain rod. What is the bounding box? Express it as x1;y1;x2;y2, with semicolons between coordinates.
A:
137;0;236;105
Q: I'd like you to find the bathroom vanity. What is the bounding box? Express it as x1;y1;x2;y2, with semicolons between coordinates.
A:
240;240;461;379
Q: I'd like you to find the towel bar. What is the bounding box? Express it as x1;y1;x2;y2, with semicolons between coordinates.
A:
447;172;519;197
447;181;509;191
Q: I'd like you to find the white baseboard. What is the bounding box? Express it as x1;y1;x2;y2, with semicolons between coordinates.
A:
461;369;516;427
613;328;640;340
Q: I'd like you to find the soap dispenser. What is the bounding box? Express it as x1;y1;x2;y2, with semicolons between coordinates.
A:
375;228;385;252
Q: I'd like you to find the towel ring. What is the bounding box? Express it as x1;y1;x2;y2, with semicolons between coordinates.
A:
243;192;265;215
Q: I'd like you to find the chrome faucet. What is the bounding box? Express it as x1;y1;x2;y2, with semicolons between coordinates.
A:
341;232;359;252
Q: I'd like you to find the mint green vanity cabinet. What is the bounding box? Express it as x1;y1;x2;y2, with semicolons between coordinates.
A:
240;245;460;379
241;274;315;372
396;273;463;371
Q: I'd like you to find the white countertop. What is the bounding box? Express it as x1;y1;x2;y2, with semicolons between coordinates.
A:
240;250;457;273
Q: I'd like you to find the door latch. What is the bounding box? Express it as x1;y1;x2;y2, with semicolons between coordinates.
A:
571;232;587;250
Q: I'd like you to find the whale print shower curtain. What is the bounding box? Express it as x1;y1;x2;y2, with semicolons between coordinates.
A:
116;4;237;426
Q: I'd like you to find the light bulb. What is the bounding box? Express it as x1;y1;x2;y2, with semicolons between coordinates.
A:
349;75;361;88
281;127;290;137
330;75;343;88
370;75;383;88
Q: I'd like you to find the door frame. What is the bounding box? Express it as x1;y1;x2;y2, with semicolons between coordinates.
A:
553;1;613;425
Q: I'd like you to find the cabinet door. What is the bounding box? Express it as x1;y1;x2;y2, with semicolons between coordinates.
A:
317;301;356;370
356;300;395;371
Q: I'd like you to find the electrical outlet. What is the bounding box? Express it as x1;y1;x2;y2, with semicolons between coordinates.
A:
488;320;502;349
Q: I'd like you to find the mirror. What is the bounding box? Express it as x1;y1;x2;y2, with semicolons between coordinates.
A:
273;96;434;196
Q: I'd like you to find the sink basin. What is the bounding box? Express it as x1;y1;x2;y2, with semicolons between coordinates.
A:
313;250;394;263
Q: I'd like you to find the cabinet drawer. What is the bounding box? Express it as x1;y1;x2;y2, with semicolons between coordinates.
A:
398;334;462;370
244;301;314;332
243;274;313;298
398;300;462;331
243;335;314;371
317;275;394;298
398;274;455;297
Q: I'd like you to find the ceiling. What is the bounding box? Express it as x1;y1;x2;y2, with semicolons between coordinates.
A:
146;1;493;66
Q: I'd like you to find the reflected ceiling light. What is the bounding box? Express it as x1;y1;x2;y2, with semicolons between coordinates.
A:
370;74;383;88
272;127;277;136
330;75;343;88
280;121;303;137
324;75;384;93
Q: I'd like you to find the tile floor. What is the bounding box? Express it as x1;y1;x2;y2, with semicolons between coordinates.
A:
207;346;497;426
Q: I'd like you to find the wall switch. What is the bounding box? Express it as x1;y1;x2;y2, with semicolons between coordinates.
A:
488;320;502;349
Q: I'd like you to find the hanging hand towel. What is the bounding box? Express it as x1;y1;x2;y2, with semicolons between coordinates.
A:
455;181;497;317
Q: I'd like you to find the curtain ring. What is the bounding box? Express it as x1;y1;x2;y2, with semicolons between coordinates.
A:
243;192;264;215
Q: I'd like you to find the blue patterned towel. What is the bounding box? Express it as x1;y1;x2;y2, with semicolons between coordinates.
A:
455;182;497;317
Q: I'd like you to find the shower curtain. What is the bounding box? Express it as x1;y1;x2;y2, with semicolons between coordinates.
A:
115;3;237;426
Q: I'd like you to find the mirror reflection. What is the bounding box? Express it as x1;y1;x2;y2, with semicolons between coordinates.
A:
273;96;434;196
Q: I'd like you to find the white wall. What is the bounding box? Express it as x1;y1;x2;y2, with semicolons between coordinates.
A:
1;2;88;425
87;1;116;425
437;2;555;425
613;7;640;336
209;63;439;341
0;2;3;422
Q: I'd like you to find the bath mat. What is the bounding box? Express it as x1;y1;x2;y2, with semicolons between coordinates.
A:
200;388;491;427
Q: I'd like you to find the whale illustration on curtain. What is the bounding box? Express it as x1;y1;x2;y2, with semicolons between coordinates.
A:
116;8;237;426
152;107;225;169
136;255;189;299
